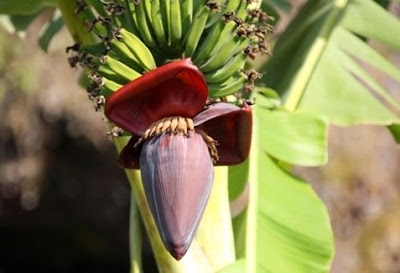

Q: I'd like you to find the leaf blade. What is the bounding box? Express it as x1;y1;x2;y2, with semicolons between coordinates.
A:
245;103;334;273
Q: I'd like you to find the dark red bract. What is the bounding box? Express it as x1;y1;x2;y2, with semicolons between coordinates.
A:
105;59;208;135
104;58;252;260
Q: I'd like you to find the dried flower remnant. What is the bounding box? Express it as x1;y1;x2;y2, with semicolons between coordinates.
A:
105;59;252;260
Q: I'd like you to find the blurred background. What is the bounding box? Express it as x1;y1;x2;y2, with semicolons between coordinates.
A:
0;1;400;273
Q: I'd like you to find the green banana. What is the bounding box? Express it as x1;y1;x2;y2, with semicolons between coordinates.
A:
204;52;246;83
236;0;249;20
120;0;139;35
208;73;246;97
160;0;171;44
198;21;236;63
151;0;167;45
195;0;248;65
193;0;205;13
204;0;228;29
192;21;224;63
119;28;157;71
184;5;210;57
181;0;193;36
80;43;107;56
223;0;242;14
108;39;144;72
200;34;241;73
98;64;129;85
134;0;157;48
204;10;222;29
86;0;107;17
100;87;113;98
143;0;153;25
102;77;123;92
202;0;240;30
169;0;182;46
102;55;142;82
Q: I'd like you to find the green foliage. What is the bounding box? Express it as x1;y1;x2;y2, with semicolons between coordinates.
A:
228;159;249;201
262;0;400;127
229;0;400;272
227;97;334;273
265;0;291;13
9;12;41;30
0;0;56;15
217;259;246;273
257;108;328;166
39;10;64;52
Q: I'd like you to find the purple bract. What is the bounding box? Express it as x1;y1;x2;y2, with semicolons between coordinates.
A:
105;58;252;260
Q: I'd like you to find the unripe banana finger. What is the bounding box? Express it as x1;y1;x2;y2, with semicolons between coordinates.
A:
181;0;193;36
204;21;236;60
98;64;129;85
134;1;157;48
208;74;246;97
108;39;143;72
102;77;123;92
151;0;168;45
143;0;153;24
204;52;246;83
119;28;157;71
200;36;241;73
160;0;171;44
192;22;224;63
170;0;182;46
184;5;210;57
80;43;108;56
102;55;142;82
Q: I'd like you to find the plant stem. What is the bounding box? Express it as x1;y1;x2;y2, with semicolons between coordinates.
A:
56;0;94;44
128;181;142;273
246;106;259;273
196;166;236;271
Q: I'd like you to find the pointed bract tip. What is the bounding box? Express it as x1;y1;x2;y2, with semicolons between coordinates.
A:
168;242;189;260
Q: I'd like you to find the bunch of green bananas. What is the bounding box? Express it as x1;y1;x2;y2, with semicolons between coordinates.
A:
69;0;272;102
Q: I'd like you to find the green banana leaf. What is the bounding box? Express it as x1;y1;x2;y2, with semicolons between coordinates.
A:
267;0;292;13
262;0;400;128
257;108;328;166
223;98;334;273
224;0;400;272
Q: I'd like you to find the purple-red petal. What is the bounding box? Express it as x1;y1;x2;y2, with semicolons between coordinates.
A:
105;59;208;135
194;102;252;165
117;135;141;169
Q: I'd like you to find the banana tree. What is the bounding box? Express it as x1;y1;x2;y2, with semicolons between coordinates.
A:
1;0;400;272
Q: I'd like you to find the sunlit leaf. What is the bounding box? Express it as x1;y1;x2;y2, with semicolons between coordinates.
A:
258;108;328;166
341;0;400;51
217;259;246;273
261;0;400;127
246;103;334;273
232;210;247;259
228;159;249;201
298;39;400;125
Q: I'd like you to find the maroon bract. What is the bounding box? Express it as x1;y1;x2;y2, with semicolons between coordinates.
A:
105;58;252;260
